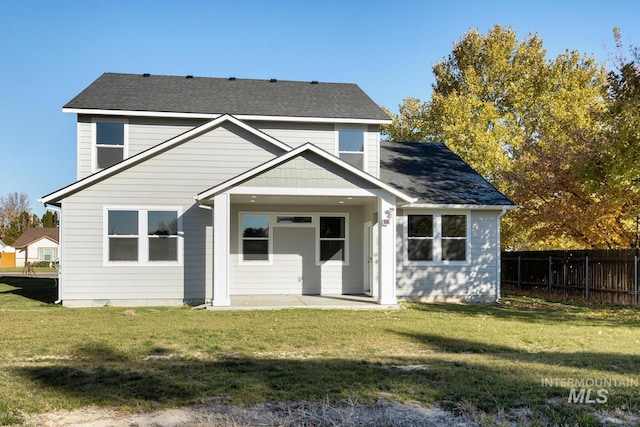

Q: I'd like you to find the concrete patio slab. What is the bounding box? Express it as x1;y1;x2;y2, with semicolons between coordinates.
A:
205;294;402;310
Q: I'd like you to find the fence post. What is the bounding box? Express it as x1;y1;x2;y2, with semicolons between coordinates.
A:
585;255;590;300
517;256;521;291
635;256;638;307
548;256;553;294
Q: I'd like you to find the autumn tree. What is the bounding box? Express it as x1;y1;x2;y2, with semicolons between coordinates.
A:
383;25;613;249
0;192;37;245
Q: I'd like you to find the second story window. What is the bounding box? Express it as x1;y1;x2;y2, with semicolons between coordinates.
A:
337;128;364;169
95;120;127;170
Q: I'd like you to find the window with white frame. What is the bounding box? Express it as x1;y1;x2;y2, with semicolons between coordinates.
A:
95;120;127;170
319;216;346;262
38;247;57;262
241;214;270;261
106;208;180;264
337;128;364;169
406;213;468;263
407;215;434;261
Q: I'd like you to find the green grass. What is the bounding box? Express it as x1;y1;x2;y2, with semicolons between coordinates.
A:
1;276;639;425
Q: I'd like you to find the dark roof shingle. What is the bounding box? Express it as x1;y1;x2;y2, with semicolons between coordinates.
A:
64;73;390;121
380;141;514;206
12;228;59;248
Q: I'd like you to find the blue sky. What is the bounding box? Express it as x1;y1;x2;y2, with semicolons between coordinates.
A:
1;0;638;216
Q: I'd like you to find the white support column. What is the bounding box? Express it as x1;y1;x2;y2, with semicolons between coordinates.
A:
212;193;231;306
377;194;397;305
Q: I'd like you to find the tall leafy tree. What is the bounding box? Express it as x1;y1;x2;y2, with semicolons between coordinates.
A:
0;192;35;245
384;25;611;249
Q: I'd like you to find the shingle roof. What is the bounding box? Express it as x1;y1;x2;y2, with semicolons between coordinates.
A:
12;228;59;248
380;141;514;206
64;73;391;121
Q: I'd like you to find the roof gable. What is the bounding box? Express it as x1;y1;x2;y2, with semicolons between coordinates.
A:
13;228;59;248
64;73;391;123
197;143;414;203
380;141;514;207
40;115;291;205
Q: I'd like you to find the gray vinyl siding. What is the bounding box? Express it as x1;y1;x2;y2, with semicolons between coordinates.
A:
60;123;284;304
250;121;335;151
229;204;364;295
367;125;380;178
239;152;373;189
77;117;92;179
76;115;206;180
395;210;500;301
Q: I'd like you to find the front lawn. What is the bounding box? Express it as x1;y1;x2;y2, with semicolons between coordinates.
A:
1;276;639;425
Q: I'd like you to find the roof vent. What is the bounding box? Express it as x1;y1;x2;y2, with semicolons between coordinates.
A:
142;73;151;77
185;75;193;79
269;78;277;83
228;77;236;81
311;80;319;84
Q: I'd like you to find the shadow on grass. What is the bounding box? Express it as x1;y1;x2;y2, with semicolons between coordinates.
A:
0;276;57;304
392;330;640;376
404;300;640;327
13;340;640;420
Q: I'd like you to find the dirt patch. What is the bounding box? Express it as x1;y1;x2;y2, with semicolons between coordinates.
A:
19;400;476;426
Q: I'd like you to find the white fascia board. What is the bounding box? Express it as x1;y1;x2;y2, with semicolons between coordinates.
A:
400;203;517;211
230;187;379;197
196;143;414;203
41;114;291;204
62;108;392;125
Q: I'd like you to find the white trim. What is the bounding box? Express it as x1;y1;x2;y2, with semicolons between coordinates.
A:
335;125;367;172
41;114;292;204
63;108;392;125
229;187;380;197
402;210;471;266
91;117;129;173
102;206;184;267
402;203;516;211
316;213;350;266
196;143;414;203
238;211;273;265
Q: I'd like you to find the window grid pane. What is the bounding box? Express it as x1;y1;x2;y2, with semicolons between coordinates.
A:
96;122;124;146
338;129;364;152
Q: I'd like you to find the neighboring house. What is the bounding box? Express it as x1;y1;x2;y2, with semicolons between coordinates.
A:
40;72;514;307
12;228;59;267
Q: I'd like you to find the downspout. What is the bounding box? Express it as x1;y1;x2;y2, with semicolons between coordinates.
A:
44;204;62;304
496;207;508;302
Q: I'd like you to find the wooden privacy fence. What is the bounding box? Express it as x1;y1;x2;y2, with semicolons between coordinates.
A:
501;250;640;306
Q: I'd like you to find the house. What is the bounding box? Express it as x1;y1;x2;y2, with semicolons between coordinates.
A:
12;228;59;267
40;73;514;307
0;238;16;268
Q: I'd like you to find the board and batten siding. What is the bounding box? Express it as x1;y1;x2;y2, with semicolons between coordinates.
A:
60;123;284;306
395;210;501;302
229;204;365;295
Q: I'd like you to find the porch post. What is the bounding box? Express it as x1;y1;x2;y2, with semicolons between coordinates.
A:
377;194;397;305
212;192;231;306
